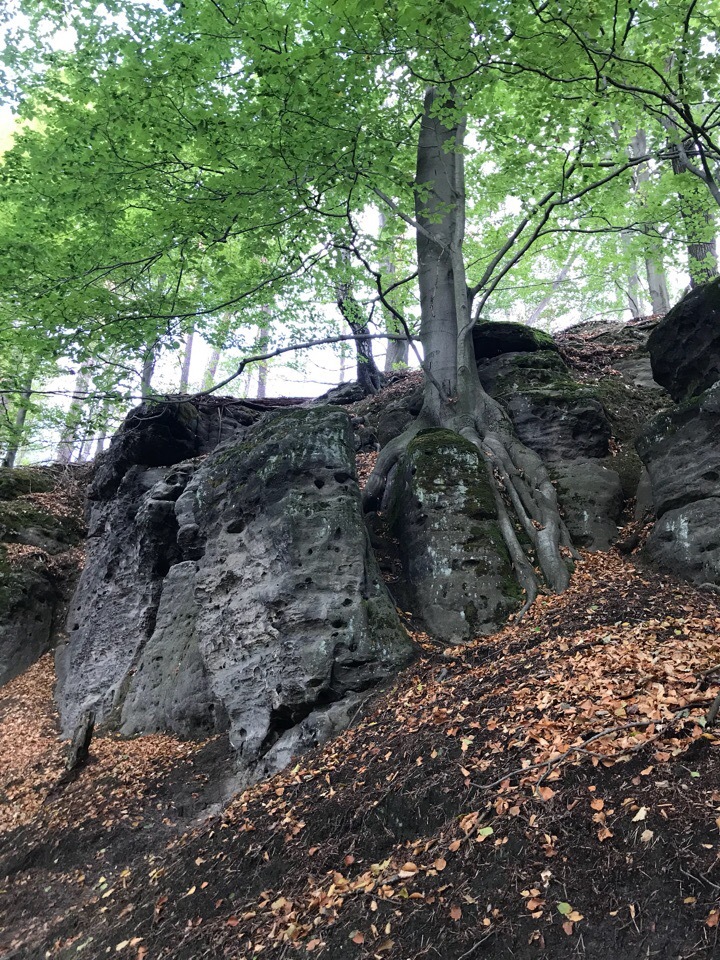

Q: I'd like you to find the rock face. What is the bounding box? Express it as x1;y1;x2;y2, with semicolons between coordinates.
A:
479;350;612;462
637;383;720;586
0;467;85;687
647;278;720;401
550;460;624;551
636;384;720;518
645;499;720;587
386;430;519;642
57;405;414;777
473;321;558;361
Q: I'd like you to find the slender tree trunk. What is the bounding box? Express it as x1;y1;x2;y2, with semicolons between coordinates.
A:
378;210;409;372
628;130;672;314
526;250;579;326
2;368;35;468
645;257;671;314
179;324;195;393
336;286;383;395
56;372;89;464
672;142;719;287
141;345;156;398
202;313;234;390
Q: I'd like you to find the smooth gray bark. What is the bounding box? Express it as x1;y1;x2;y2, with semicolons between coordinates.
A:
179;324;195;393
56;371;89;464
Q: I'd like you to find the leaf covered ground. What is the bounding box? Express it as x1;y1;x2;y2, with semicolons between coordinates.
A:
2;544;720;960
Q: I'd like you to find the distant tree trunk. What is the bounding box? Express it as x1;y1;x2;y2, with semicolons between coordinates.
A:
339;346;349;383
56;372;89;464
629;130;672;315
255;309;271;399
256;359;268;399
526;250;578;326
645;256;671;314
2;369;34;468
140;344;156;398
378;209;409;372
672;141;719;287
179;324;195;393
336;285;383;394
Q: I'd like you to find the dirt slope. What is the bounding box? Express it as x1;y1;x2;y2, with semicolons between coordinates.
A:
2;541;720;960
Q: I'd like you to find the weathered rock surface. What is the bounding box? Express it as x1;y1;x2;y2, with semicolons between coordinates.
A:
58;405;414;778
387;430;519;642
550;460;624;551
636;383;720;519
92;398;259;499
636;383;720;586
473;321;557;361
647;277;720;401
478;351;612;462
0;467;85;687
645;499;720;587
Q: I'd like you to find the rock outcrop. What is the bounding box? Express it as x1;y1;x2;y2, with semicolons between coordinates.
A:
639;280;720;587
57;404;414;778
647;277;720;401
638;383;720;586
386;430;519;642
0;467;85;687
549;460;624;551
478;350;612;462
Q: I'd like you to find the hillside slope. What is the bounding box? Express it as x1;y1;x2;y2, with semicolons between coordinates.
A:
2;543;720;960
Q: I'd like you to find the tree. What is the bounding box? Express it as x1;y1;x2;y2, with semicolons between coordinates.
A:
3;0;719;601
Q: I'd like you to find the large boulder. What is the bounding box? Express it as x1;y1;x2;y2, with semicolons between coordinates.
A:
57;406;414;779
647;277;720;401
479;350;612;461
637;383;720;587
636;382;720;518
473;321;557;361
645;499;720;587
91;398;259;499
0;468;85;687
550;460;624;551
386;429;520;643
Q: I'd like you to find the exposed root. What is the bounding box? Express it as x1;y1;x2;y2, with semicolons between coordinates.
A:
362;390;574;616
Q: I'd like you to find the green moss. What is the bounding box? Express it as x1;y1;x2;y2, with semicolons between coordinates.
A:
0;467;56;501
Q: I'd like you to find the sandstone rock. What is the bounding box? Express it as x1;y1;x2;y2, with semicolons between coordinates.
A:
645;498;720;586
473;321;557;361
387;429;519;643
505;392;611;461
56;464;192;732
550;460;624;551
91;398;258;499
647;277;720;401
479;351;612;461
58;406;414;778
636;382;720;518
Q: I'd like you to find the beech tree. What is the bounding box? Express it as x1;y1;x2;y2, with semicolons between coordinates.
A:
2;0;719;597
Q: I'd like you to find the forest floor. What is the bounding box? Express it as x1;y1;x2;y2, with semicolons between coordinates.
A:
2;537;720;960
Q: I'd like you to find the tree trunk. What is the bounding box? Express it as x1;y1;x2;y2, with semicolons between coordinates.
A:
2;370;34;469
336;286;383;395
672;143;719;287
526;250;578;326
141;345;156;398
645;256;671;314
628;130;672;314
364;87;572;609
56;371;89;464
378;209;410;372
179;324;195;393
